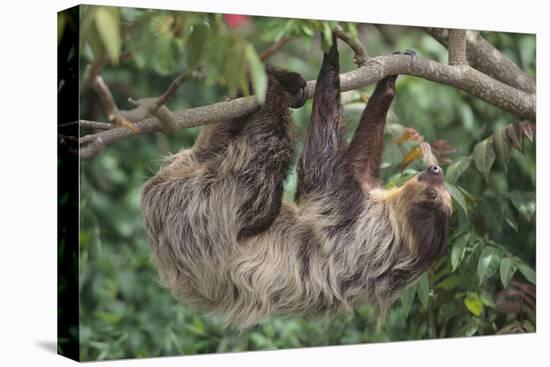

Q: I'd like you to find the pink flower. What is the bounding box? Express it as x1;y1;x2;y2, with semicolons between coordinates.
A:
223;14;249;28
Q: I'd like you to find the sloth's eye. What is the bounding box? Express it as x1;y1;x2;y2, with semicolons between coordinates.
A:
426;187;437;198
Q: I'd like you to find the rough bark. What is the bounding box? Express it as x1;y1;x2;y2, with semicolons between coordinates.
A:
426;27;536;93
79;53;535;160
448;29;468;65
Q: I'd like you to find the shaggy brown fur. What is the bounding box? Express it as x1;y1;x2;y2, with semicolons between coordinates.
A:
142;38;453;328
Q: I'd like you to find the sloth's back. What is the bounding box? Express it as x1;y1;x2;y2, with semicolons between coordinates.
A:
142;151;351;326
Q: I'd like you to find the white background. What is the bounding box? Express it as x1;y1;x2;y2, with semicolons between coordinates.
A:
0;0;546;365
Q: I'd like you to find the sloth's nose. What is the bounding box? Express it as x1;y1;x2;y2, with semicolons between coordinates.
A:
428;165;442;176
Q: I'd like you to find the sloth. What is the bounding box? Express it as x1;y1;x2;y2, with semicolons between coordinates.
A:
142;37;453;328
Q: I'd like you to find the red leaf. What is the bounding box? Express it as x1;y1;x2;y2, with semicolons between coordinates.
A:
400;146;423;168
430;139;455;165
505;123;524;152
519;121;536;142
394;127;424;144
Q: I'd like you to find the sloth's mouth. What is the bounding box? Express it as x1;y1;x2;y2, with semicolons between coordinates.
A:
417;165;444;186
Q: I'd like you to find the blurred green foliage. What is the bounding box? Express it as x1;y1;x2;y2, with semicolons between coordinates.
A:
77;5;536;361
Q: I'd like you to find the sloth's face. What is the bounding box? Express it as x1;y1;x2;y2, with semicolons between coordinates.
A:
368;166;453;262
393;165;453;264
414;165;453;217
370;164;453;219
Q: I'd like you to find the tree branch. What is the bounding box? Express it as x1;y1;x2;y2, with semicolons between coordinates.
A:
83;37;289;138
259;37;293;61
79;53;535;160
86;58;139;132
448;29;467;65
425;27;536;93
103;70;204;134
152;70;204;112
333;25;368;67
80;120;114;130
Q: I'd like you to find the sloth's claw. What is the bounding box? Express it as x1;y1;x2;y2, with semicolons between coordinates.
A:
403;49;417;59
290;86;308;109
393;49;417;66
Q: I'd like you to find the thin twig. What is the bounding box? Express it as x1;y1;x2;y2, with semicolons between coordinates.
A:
259;37;293;61
104;38;288;131
80;120;115;130
333;25;368;67
153;70;204;112
58;120;79;128
86;58;139;132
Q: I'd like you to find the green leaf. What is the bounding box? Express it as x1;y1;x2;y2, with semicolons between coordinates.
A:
344;22;358;38
499;257;517;288
204;33;230;85
518;264;536;284
187;23;209;69
459;104;475;134
436;275;461;291
321;22;333;52
445;157;471;184
503;202;519;233
224;42;247;96
94;7;121;63
79;6;97;53
523;320;535;333
399;285;416;318
480;290;495;308
505;123;524;152
85;23;106;61
250;332;273;348
463;322;479;337
438;302;462;323
451;232;470;271
300;23;315;37
445;182;468;218
416;273;430;310
126;15;156;69
457;319;479;336
479;192;506;232
493;127;511;172
477;246;501;285
509;191;535;221
519;36;536;70
152;35;180;76
245;44;268;104
473;138;496;182
282;19;297;37
464;293;484;317
519;121;536;142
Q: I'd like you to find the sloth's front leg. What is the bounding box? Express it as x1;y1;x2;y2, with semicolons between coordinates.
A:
346;50;416;189
232;69;307;240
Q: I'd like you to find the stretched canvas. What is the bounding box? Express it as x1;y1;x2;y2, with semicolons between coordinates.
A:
58;4;536;362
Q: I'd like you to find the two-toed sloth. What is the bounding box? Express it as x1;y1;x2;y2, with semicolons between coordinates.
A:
142;38;453;328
